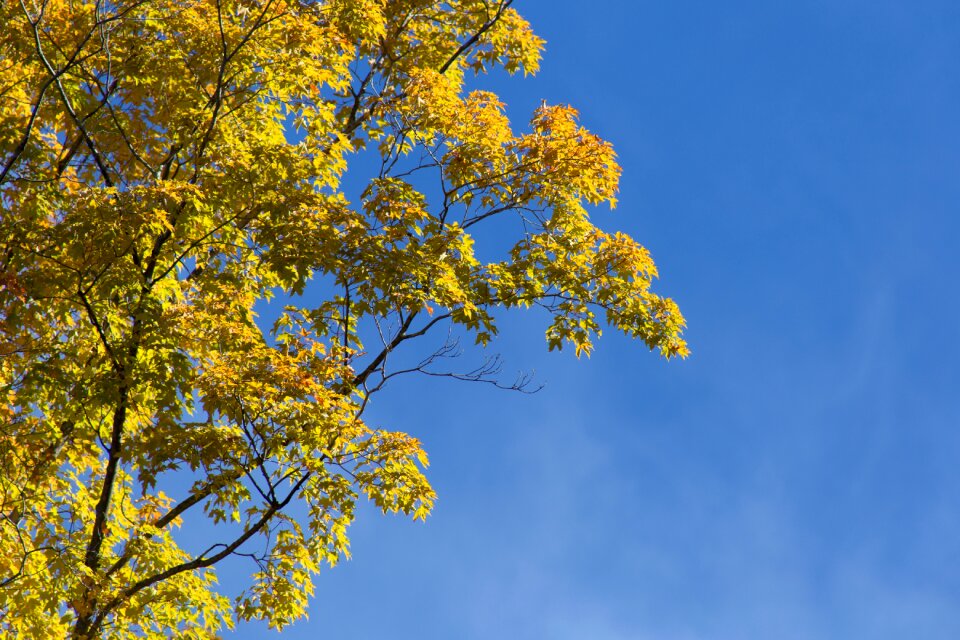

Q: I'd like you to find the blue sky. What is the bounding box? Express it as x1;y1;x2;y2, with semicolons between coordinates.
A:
230;1;960;638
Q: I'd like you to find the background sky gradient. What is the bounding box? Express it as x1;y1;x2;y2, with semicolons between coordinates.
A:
229;1;960;637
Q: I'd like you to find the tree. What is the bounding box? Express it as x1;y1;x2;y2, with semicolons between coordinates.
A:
0;0;688;636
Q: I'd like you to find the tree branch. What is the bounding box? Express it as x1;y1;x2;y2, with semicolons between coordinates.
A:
437;0;513;75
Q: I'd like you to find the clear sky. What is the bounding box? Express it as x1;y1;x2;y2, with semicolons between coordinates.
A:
230;1;960;638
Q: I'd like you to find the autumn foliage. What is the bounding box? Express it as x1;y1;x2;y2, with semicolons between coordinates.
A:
0;0;687;636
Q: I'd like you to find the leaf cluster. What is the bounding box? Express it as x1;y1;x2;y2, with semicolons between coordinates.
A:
0;0;686;636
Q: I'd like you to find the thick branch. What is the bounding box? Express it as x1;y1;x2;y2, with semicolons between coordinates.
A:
95;471;312;628
81;382;128;576
437;0;513;75
27;10;115;186
351;311;418;388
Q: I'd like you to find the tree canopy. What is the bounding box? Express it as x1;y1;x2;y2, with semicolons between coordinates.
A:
0;0;687;636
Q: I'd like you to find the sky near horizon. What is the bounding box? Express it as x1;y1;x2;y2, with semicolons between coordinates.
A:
229;1;960;638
